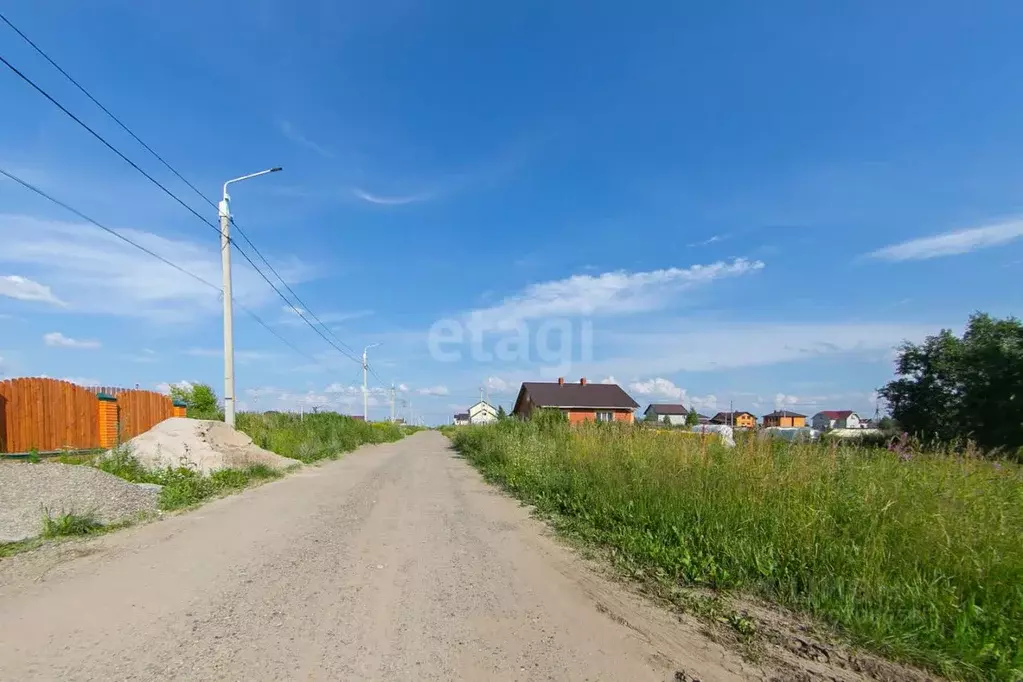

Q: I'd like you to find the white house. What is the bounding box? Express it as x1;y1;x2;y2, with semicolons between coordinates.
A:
642;404;690;425
468;400;498;425
811;410;861;430
452;412;470;426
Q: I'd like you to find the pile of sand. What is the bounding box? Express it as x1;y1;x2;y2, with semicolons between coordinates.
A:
120;418;297;475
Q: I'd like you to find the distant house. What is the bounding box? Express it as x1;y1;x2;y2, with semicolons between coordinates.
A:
468;400;498;425
512;377;638;424
642;404;690;425
453;412;470;426
709;411;757;429
812;410;860;430
762;410;807;428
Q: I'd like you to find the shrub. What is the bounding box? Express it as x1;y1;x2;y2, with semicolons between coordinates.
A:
42;512;103;538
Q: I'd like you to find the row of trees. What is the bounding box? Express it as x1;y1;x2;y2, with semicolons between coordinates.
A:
879;312;1022;455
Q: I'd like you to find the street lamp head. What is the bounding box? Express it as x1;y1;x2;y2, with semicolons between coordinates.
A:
270;167;283;173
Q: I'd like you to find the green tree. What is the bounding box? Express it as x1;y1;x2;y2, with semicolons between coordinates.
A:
662;414;672;426
879;313;1023;453
685;409;700;427
170;382;223;421
497;405;508;420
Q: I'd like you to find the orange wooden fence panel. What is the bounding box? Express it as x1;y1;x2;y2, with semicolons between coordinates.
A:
116;389;174;442
0;378;100;452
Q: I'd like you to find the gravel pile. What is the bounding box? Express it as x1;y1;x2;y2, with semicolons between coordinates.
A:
0;462;161;543
121;418;296;475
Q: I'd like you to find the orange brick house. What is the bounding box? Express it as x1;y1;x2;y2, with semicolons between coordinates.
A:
511;378;638;424
761;410;807;428
709;411;757;429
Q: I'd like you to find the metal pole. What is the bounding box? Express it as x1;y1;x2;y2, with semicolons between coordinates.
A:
362;348;368;421
390;383;395;422
218;197;236;428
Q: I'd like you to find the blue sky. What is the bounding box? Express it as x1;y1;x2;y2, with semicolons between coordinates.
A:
1;1;1021;424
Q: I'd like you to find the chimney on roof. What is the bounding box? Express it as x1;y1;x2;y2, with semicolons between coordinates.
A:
580;377;587;386
557;377;565;385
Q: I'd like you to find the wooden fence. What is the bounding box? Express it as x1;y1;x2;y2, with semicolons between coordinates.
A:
0;378;184;453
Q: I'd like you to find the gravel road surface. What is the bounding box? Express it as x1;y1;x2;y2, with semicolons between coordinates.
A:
0;432;767;681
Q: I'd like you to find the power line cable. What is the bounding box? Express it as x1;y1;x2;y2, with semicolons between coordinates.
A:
0;51;362;365
0;13;363;361
0;167;328;371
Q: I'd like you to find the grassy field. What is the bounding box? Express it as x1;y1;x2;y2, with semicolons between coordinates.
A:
449;419;1023;681
236;411;405;462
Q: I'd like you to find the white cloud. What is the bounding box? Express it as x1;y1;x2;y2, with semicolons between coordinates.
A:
324;383;389;396
773;393;801;409
279;121;334;158
185;348;274;363
484;376;514;393
868;220;1023;261
628;377;684;400
351;187;433;206
43;332;100;349
689;395;718;412
397;383;409;392
687;235;725;247
626;377;716;412
0;215;309;322
467;258;764;329
0;275;65;306
417;385;450;396
156;380;194;395
599;376;617;384
62;376;101;387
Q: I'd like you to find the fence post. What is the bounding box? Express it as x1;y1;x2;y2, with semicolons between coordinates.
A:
172;400;187;418
97;392;118;449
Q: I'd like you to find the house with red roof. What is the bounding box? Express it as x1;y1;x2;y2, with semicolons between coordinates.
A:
811;410;861;430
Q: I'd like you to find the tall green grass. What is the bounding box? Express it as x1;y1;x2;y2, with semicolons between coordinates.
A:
236;412;404;462
451;420;1023;681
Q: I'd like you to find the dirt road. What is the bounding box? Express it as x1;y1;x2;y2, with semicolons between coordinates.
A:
0;432;820;680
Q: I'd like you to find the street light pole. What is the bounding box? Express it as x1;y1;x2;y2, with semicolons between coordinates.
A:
218;167;281;428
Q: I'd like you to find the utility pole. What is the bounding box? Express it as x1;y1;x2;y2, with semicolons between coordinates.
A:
362;343;380;422
218;196;235;428
362;349;368;421
390;382;395;423
729;399;734;427
218;166;281;428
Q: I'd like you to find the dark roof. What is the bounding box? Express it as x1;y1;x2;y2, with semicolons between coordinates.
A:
453;412;469;420
513;381;639;412
763;410;806;418
815;410;855;419
644;403;689;416
709;411;756;424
